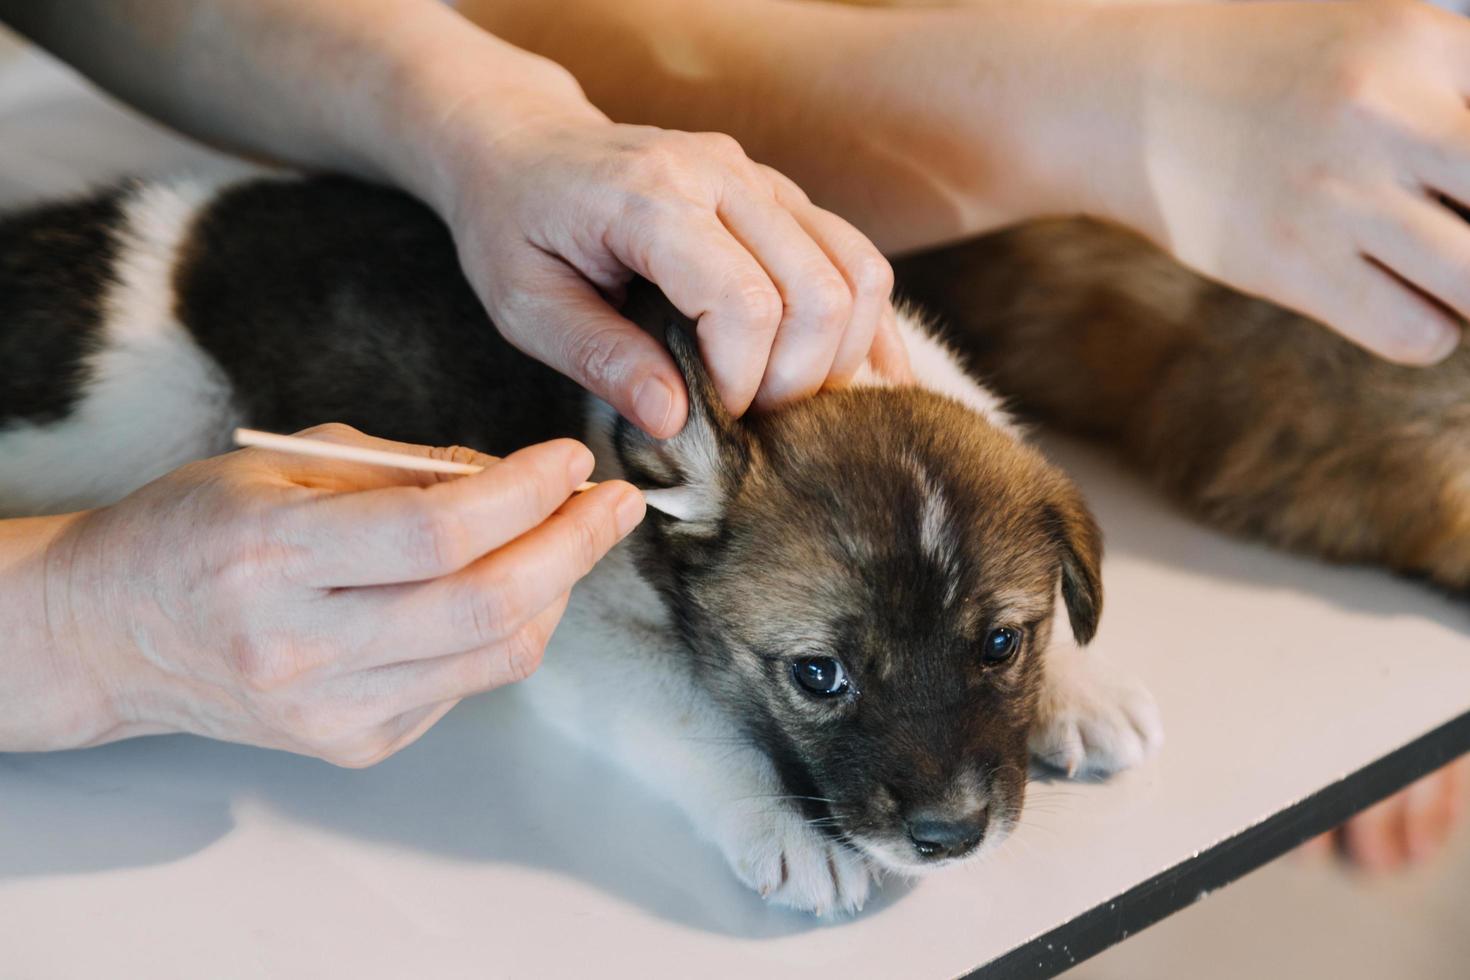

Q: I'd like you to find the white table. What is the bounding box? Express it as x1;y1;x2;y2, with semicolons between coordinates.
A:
3;38;1469;980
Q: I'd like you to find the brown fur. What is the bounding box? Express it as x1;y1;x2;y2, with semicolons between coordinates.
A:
613;300;1103;865
896;219;1470;593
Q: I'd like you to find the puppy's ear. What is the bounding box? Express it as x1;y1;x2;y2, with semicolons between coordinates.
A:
1046;489;1104;645
614;322;751;535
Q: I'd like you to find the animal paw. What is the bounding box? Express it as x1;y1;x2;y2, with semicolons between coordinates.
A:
714;800;873;917
1030;645;1163;778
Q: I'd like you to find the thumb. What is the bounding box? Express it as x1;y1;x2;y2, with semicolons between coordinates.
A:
493;254;689;438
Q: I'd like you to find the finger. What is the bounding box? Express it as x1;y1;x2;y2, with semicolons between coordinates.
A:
362;592;571;716
298;591;572;766
1341;795;1410;873
780;207;883;388
1310;254;1461;365
611;201;783;417
717;184;858;409
380;700;460;758
326;481;642;665
1411;69;1470;202
763;168;894;388
310;699;460;769
1403;769;1458;863
1363;192;1470;325
490;251;688;438
1446;756;1470;827
868;298;915;384
273;437;598;588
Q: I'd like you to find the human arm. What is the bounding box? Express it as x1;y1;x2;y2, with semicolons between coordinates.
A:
466;0;1470;365
0;0;904;434
0;428;643;763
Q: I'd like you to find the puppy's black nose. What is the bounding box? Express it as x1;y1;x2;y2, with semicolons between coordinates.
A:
907;810;987;860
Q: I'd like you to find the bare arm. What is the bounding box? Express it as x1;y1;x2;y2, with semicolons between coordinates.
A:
0;0;575;209
467;0;1470;366
459;0;1110;256
0;0;904;432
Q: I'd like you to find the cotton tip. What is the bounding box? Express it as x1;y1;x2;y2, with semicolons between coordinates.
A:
642;486;714;522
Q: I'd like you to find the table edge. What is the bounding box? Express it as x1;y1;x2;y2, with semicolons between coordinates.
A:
970;707;1470;979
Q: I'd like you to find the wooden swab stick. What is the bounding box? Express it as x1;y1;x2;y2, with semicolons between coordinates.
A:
233;428;598;491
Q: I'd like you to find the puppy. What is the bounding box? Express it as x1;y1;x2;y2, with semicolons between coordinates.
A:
896;218;1470;596
0;176;1161;914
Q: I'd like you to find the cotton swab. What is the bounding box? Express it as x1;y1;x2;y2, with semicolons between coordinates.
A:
232;428;598;491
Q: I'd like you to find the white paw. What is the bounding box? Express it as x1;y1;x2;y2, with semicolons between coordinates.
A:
714;800;873;917
1030;644;1163;778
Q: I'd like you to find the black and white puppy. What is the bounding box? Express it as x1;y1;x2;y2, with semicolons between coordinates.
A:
0;175;1161;915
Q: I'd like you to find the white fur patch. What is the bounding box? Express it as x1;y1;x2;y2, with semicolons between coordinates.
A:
0;177;246;516
905;453;962;605
1030;613;1164;778
585;395;724;527
641;485;712;522
853;305;1018;436
520;512;874;914
911;459;953;564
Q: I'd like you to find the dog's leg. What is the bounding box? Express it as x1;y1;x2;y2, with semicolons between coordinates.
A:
518;548;873;916
1029;615;1163;778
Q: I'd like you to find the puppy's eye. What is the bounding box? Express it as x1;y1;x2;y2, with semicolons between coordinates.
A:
792;657;850;697
982;626;1021;664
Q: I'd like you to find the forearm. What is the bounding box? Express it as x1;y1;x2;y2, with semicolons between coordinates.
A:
0;0;601;216
462;0;1143;253
0;513;122;751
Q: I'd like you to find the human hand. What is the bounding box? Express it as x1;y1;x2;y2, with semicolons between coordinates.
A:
1094;1;1470;364
44;425;644;766
1297;757;1469;872
418;97;909;437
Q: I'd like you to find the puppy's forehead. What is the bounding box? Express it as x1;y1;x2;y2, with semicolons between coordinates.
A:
725;390;1061;641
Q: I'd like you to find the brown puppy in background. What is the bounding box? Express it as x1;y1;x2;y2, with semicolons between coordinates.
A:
896;218;1470;597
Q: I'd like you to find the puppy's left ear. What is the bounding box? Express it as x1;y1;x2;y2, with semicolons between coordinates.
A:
614;321;752;535
1046;488;1104;645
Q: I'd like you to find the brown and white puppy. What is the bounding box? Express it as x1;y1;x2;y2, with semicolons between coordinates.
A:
896;218;1470;597
0;176;1161;915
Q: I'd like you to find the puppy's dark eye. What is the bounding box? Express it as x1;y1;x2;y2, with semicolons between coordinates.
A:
982;627;1021;663
792;657;850;697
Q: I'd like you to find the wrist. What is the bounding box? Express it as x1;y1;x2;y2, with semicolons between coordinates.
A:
746;3;1159;250
0;512;130;750
44;509;201;745
360;3;606;222
986;4;1158;232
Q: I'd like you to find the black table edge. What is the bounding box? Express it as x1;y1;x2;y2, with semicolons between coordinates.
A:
969;708;1470;979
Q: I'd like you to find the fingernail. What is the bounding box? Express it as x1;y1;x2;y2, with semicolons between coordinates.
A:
632;378;675;436
1426;323;1462;363
614;487;647;538
567;443;595;484
1405;321;1461;365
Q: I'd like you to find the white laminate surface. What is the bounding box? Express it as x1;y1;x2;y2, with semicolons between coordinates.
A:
2;35;1469;980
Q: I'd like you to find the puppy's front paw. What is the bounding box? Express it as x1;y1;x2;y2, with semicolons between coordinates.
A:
715;801;873;917
1031;646;1163;778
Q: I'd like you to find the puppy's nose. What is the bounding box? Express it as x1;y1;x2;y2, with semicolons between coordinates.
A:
906;809;988;860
